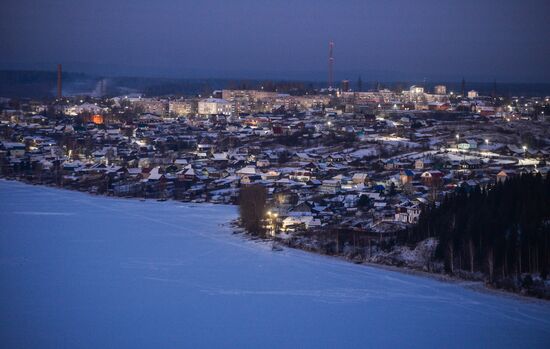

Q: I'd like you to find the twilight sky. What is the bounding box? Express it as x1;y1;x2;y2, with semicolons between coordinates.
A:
1;0;549;82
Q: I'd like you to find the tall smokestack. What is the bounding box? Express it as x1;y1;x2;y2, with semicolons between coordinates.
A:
57;64;62;99
328;41;334;89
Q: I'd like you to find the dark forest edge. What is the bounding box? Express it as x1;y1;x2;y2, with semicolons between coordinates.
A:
238;174;550;299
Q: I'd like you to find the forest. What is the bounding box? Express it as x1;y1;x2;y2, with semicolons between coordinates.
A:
405;173;550;283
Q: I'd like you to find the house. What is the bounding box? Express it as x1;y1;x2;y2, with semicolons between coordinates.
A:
420;170;443;186
400;169;414;186
394;201;422;224
461;159;482;169
211;153;229;162
262;170;280;180
289;170;314;182
236;166;257;177
415;158;433;170
289;201;313;216
282;216;321;231
178;166;196;181
143;166;165;182
352;173;368;185
240;174;262;185
174;158;188;168
256;159;270;168
273;189;298;206
1;142;26;158
320;179;341;194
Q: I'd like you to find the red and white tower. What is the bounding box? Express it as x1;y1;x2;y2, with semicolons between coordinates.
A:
328;41;334;89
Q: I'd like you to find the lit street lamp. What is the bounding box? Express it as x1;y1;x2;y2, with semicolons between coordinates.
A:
266;211;278;236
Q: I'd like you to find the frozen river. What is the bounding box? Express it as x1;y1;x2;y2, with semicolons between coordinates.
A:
1;180;549;348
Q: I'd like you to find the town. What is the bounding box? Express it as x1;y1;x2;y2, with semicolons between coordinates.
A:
1;83;549;240
4;0;550;345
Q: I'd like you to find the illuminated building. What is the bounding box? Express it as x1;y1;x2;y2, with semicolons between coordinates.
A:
91;114;104;124
198;98;232;115
434;85;446;95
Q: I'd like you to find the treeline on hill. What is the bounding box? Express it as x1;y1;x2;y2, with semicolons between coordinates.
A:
0;70;91;98
403;173;550;283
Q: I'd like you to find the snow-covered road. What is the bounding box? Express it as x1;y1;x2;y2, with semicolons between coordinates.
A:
1;180;549;348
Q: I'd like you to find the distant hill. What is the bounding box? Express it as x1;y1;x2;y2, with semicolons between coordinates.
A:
0;70;94;99
1;70;549;99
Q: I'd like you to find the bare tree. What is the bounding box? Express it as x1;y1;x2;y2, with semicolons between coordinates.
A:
447;241;455;274
468;238;475;273
239;185;267;236
487;248;494;282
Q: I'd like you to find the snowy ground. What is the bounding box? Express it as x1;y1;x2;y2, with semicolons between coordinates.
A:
1;180;549;348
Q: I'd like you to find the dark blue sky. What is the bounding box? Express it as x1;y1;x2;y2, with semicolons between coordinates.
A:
1;0;549;82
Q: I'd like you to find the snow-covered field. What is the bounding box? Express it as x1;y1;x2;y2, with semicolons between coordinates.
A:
1;180;549;348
